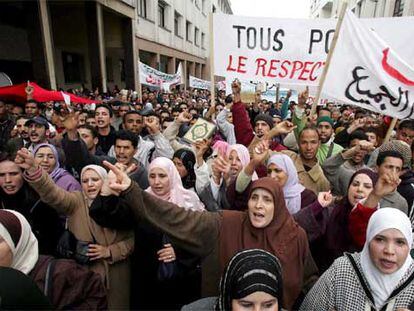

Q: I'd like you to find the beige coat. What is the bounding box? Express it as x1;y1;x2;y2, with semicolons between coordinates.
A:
281;150;331;194
28;172;134;310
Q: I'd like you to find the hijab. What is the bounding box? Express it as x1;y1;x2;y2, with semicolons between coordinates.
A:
219;177;308;309
323;169;378;267
361;208;413;309
227;144;258;181
80;165;108;205
33;143;66;182
173;149;196;190
267;154;305;214
0;210;38;274
217;249;283;311
146;157;205;211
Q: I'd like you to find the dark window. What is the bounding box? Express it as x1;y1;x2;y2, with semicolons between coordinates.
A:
158;1;166;28
174;11;181;36
119;59;125;82
138;0;147;18
186;20;192;42
194;27;199;46
393;0;404;16
62;52;84;83
201;32;205;48
106;57;113;82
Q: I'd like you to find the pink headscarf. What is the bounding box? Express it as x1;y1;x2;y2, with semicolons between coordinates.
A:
146;157;205;211
212;141;230;157
226;144;258;181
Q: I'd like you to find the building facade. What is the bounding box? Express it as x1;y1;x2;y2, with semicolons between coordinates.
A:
135;0;232;87
311;0;414;18
0;0;232;92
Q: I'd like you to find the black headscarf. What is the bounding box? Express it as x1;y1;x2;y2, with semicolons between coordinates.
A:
173;149;196;190
216;249;283;311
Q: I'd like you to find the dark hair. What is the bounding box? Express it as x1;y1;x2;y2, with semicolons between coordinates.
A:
95;104;113;117
398;120;414;131
299;125;319;141
78;124;98;138
123;110;141;123
162;117;175;124
172;107;181;114
86;112;95;119
377;150;404;167
349;130;368;144
115;130;138;148
0;152;15;163
318;107;331;114
15;114;29;122
225;95;233;104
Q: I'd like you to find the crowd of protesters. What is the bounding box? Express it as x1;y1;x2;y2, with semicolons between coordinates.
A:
0;79;414;310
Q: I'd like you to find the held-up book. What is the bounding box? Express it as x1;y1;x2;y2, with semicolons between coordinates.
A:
183;118;216;144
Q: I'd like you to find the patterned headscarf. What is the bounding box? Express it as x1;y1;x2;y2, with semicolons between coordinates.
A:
173;149;196;190
33;143;66;182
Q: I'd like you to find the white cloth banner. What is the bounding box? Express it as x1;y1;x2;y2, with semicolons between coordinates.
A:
323;10;414;119
139;62;183;90
189;75;211;90
213;13;414;87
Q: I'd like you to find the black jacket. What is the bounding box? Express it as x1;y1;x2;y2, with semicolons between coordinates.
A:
398;170;414;218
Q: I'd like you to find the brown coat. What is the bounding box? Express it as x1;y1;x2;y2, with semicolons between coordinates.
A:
281;150;331;195
27;172;134;310
101;182;318;310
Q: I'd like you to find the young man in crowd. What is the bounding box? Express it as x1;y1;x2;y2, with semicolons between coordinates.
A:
95;104;116;154
315;116;344;163
281;125;331;194
24;116;50;152
106;110;173;169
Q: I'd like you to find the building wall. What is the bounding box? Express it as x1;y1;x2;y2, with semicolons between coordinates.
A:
312;0;414;18
135;0;232;83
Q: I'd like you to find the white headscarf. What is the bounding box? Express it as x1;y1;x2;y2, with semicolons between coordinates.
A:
267;154;305;214
360;208;413;309
0;210;38;274
81;164;108;182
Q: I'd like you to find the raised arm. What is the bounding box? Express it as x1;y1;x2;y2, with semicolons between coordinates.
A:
91;161;220;258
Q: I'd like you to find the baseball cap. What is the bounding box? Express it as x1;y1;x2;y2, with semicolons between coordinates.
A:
25;116;49;129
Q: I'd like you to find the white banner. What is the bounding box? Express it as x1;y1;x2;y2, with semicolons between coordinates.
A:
213;13;414;87
323;10;414;119
189;75;211;90
139;62;183;90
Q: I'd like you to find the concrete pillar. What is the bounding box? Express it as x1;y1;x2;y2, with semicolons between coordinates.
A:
38;0;57;89
122;17;138;90
167;56;176;74
85;2;107;92
183;60;188;89
189;61;196;77
25;1;52;89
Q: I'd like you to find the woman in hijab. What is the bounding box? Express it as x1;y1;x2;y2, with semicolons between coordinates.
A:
14;148;134;310
129;156;203;309
91;167;318;310
0;209;107;310
314;168;403;273
172;149;197;191
33;143;81;192
183;249;284;311
201;144;257;211
300;208;414;310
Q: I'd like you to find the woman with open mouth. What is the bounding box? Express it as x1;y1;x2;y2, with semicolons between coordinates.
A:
300;208;414;310
14;148;134;310
90;163;318;310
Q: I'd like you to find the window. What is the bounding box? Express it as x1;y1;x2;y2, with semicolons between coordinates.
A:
119;59;125;82
62;52;84;83
194;27;199;46
158;1;166;28
174;11;182;37
212;5;216;13
138;0;147;18
393;0;404;16
186;20;192;42
106;57;113;82
201;32;205;49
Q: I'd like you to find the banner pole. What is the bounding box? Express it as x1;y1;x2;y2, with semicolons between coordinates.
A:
137;58;142;102
383;117;398;143
310;1;348;117
209;12;216;104
275;83;280;104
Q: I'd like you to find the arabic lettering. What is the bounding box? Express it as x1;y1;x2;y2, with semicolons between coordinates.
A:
344;66;414;119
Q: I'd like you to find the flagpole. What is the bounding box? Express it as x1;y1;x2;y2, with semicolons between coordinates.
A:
209;12;216;104
383;117;398;143
137;57;142;102
310;1;348;117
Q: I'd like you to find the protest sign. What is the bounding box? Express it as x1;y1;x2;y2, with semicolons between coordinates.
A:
322;10;414;120
189;76;211;90
213;13;414;87
139;62;183;91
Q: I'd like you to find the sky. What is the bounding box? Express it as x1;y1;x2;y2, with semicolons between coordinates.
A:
230;0;311;19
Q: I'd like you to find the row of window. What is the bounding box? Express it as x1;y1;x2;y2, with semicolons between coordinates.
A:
139;0;206;48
